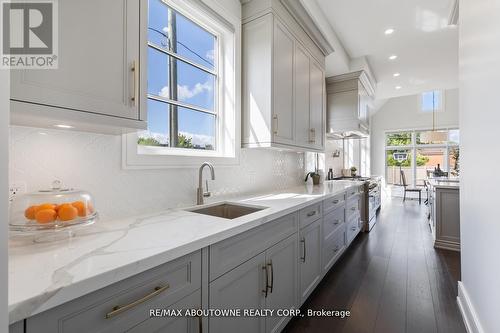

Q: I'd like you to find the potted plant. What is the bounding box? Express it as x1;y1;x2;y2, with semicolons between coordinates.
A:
305;171;320;185
350;166;357;177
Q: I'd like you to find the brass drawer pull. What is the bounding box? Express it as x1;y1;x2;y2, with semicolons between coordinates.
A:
106;284;169;319
300;237;306;263
267;261;274;293
262;265;269;297
332;199;339;204
131;60;138;105
306;210;317;217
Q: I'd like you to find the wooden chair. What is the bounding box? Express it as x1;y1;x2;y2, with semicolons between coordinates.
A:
400;170;422;204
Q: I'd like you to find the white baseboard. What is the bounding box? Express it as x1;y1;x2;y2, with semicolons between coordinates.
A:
457;281;484;333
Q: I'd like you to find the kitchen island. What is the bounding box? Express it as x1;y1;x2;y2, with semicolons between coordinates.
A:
428;179;460;251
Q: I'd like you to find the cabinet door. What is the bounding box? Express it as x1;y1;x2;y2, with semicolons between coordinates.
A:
126;290;201;333
272;20;295;145
299;219;322;304
265;234;299;333
294;44;310;148
11;0;142;120
209;253;266;333
309;60;325;150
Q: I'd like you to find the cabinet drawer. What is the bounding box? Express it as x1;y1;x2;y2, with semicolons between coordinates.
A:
346;213;361;245
346;186;360;200
345;196;360;221
322;226;345;273
322;206;344;240
126;290;201;333
299;203;322;229
210;213;297;281
323;193;345;214
26;251;201;333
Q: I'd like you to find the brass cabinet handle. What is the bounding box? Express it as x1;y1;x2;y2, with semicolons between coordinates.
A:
131;60;138;105
309;128;316;143
351;227;357;231
351;207;356;211
262;265;269;298
105;284;169;319
300;237;306;263
273;115;278;135
267;261;274;293
333;246;339;253
332;199;339;204
306;210;317;217
333;219;341;225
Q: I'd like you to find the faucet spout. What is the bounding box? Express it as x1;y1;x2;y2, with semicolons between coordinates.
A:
197;162;215;205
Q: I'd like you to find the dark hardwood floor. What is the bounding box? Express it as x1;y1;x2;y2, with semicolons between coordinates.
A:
284;198;466;333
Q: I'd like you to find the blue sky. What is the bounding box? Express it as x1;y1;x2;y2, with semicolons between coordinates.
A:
146;0;216;146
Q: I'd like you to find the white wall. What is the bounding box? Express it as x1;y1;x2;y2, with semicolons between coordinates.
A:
457;1;500;332
370;89;459;179
1;62;10;333
9;126;305;221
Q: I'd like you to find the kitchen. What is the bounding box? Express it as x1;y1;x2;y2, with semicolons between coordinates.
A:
0;0;499;333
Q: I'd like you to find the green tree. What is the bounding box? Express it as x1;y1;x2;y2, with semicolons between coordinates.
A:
137;137;163;146
386;151;429;167
178;133;193;148
386;132;412;146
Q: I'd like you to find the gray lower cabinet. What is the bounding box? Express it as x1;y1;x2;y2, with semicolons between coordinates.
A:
298;219;322;304
346;213;361;246
209;234;298;333
26;251;201;333
209;253;266;333
126;290;201;333
431;186;460;251
9;321;23;333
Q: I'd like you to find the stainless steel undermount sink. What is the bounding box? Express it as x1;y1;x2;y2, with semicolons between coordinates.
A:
187;203;266;219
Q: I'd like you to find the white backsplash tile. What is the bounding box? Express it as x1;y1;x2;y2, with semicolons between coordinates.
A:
9;126;305;221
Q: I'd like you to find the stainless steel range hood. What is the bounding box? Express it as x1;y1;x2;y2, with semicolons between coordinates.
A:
326;71;374;140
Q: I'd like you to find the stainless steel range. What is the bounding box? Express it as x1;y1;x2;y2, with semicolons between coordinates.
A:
332;176;381;231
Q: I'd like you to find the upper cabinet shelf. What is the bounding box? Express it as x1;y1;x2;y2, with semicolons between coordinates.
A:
10;0;147;134
241;0;331;152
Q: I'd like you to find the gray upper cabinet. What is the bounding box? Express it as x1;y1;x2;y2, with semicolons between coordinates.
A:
10;0;147;134
242;0;326;152
299;218;322;304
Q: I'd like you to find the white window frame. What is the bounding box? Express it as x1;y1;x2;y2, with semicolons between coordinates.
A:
384;126;459;186
123;0;240;169
419;90;445;113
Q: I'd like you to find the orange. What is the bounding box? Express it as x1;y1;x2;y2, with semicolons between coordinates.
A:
24;205;38;220
35;209;57;224
71;201;87;217
58;204;78;221
35;203;57;212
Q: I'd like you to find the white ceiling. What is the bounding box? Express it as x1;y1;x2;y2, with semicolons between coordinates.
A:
315;0;459;100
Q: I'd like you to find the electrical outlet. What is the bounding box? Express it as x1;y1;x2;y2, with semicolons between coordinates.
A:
9;182;27;200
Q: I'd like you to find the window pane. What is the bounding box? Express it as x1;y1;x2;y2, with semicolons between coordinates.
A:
416;148;445;185
138;99;170;147
386;149;413;186
421;90;442;112
147;47;169;97
449;129;460;144
148;0;170;48
178;107;215;150
175;11;216;70
449;147;460;176
416;130;447;145
175;57;215;111
386;132;412;146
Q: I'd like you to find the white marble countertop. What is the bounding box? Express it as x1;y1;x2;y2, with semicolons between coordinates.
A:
428;179;460;189
8;181;360;324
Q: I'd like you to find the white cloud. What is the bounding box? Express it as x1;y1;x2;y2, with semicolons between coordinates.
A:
177;81;212;100
206;49;215;61
158;80;212;101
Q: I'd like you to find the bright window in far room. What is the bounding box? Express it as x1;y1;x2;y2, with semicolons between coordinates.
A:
420;90;444;113
140;0;218;151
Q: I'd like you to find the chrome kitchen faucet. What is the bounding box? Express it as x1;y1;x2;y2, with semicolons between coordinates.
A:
197;162;215;205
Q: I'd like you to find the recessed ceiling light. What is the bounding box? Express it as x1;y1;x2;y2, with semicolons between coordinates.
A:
389;55;398;60
393;72;401;77
395;86;402;90
384;28;395;35
54;124;74;129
